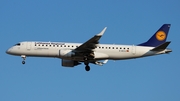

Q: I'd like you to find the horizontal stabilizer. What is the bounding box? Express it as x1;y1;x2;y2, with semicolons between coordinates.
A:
151;41;171;51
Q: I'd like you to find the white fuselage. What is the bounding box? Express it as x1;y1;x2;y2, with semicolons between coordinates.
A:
6;41;166;61
5;24;172;71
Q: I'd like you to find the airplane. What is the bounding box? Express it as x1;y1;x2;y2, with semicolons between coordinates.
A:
6;24;172;71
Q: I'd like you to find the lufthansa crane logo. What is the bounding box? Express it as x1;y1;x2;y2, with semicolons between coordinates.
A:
156;31;166;41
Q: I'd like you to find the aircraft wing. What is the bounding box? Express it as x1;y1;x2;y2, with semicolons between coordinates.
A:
74;27;107;52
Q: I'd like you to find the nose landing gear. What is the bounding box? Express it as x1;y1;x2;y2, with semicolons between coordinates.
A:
21;55;26;64
22;61;25;64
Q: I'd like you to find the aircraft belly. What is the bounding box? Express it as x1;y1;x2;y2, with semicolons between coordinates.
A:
96;50;135;60
135;47;155;57
25;49;49;57
22;48;59;57
48;49;59;57
109;53;135;59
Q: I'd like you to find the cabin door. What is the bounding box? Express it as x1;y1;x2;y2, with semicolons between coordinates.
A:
26;42;31;50
132;45;136;55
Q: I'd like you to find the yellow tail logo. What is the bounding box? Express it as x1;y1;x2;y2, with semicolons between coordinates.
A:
156;31;166;41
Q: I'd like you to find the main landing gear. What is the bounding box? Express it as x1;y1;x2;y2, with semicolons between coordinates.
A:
84;57;90;71
21;55;26;64
85;65;90;71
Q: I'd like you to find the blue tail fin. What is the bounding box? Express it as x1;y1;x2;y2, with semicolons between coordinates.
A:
138;24;171;47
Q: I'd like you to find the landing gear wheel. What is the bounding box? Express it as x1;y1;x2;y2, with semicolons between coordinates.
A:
85;65;90;71
21;55;26;65
22;61;25;64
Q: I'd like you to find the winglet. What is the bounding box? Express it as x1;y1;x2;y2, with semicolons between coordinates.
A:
96;27;107;36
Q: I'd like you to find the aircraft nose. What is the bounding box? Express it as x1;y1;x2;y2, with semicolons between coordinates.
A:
6;48;11;54
6;49;10;54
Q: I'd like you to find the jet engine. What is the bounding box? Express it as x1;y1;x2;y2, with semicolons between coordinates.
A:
59;50;75;58
61;59;81;67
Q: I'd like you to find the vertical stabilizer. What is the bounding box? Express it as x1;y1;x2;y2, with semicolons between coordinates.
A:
138;24;171;47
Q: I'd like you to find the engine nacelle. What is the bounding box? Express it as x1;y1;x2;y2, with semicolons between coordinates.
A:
62;59;81;67
59;50;75;58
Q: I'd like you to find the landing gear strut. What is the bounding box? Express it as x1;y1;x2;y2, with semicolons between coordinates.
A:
84;56;90;71
21;55;26;64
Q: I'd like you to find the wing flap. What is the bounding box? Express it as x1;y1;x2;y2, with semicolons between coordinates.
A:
91;59;109;66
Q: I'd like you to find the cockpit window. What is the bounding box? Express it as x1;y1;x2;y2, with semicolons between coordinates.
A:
14;43;20;46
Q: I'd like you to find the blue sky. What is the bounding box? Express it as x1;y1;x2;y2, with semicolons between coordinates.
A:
1;0;180;101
